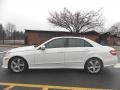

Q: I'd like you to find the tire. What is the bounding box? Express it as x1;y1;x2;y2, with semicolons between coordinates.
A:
8;57;28;73
85;58;103;74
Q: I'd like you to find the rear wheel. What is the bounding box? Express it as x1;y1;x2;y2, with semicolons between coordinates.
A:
8;57;28;73
85;58;103;74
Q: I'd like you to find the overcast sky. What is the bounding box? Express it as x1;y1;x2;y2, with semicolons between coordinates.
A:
0;0;120;31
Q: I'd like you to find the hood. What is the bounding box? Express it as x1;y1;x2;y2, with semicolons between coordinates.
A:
9;46;35;52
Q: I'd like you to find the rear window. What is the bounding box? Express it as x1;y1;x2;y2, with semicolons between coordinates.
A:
68;38;93;47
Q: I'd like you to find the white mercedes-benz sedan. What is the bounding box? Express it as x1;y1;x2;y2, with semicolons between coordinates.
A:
2;37;118;74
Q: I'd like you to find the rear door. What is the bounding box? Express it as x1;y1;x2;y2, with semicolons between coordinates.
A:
64;38;93;67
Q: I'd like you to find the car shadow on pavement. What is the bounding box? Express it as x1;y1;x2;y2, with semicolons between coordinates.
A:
3;67;116;77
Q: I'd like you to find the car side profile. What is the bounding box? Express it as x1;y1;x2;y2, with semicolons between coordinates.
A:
2;37;118;74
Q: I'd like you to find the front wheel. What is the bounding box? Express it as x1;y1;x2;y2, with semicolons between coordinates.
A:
8;57;28;73
85;58;103;74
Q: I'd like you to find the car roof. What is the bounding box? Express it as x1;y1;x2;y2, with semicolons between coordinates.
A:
53;36;85;39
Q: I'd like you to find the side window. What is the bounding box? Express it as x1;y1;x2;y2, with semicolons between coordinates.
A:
45;38;66;48
68;38;84;47
68;38;93;47
84;40;93;47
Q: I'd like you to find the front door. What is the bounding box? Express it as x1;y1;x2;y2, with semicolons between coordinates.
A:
35;38;67;67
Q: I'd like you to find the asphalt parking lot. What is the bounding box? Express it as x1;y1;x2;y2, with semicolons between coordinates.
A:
0;47;120;90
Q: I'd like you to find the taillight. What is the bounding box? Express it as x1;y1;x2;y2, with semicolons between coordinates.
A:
110;50;117;55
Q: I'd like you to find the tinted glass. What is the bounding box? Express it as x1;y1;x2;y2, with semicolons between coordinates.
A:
68;38;93;47
45;38;66;48
84;40;93;47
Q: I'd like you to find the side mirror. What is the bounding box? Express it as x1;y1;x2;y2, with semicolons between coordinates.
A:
40;45;45;50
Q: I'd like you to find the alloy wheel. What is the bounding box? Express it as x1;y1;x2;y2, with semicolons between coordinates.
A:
10;58;26;72
86;59;102;74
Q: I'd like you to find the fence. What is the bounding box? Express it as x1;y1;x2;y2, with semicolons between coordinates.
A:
0;40;24;45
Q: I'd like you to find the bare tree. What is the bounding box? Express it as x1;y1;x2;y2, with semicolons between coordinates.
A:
0;24;6;44
108;22;120;37
5;22;16;39
48;8;104;33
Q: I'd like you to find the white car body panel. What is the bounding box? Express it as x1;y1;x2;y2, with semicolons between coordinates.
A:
34;48;65;68
2;37;118;70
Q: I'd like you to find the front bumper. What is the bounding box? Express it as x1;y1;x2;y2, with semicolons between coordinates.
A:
2;65;7;68
2;57;10;69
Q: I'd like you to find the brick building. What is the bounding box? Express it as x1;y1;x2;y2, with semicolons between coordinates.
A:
25;30;120;46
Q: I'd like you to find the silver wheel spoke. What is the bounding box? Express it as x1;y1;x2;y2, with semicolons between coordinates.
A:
92;67;96;73
88;66;95;72
14;65;18;69
17;59;21;64
19;63;24;66
88;66;93;69
89;61;94;66
95;65;100;69
94;60;99;66
17;66;22;71
12;61;17;66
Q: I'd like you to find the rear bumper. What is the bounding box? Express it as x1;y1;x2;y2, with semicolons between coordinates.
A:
104;56;118;67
